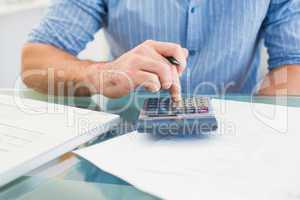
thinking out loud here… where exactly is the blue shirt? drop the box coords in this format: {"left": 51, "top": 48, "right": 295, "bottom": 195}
{"left": 28, "top": 0, "right": 300, "bottom": 95}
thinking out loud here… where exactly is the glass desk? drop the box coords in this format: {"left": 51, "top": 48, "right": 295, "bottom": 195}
{"left": 1, "top": 90, "right": 300, "bottom": 200}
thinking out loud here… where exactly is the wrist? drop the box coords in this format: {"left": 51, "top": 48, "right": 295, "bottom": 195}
{"left": 80, "top": 61, "right": 108, "bottom": 96}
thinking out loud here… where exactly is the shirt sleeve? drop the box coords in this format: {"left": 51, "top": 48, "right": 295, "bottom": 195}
{"left": 28, "top": 0, "right": 107, "bottom": 56}
{"left": 262, "top": 0, "right": 300, "bottom": 70}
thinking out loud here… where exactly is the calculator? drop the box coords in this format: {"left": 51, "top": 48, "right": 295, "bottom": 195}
{"left": 137, "top": 96, "right": 218, "bottom": 136}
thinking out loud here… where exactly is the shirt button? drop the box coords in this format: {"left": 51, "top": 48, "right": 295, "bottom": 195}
{"left": 191, "top": 7, "right": 196, "bottom": 13}
{"left": 189, "top": 50, "right": 196, "bottom": 56}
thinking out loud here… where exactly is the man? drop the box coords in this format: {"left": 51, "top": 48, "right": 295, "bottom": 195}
{"left": 22, "top": 0, "right": 300, "bottom": 100}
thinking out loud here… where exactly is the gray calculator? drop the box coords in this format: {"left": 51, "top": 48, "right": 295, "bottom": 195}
{"left": 137, "top": 96, "right": 218, "bottom": 136}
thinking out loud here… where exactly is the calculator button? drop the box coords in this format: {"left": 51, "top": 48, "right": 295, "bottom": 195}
{"left": 147, "top": 114, "right": 159, "bottom": 117}
{"left": 161, "top": 111, "right": 174, "bottom": 117}
{"left": 146, "top": 108, "right": 157, "bottom": 113}
{"left": 173, "top": 108, "right": 185, "bottom": 115}
{"left": 147, "top": 103, "right": 157, "bottom": 107}
{"left": 185, "top": 108, "right": 196, "bottom": 114}
{"left": 158, "top": 108, "right": 169, "bottom": 114}
{"left": 145, "top": 109, "right": 157, "bottom": 114}
{"left": 147, "top": 99, "right": 159, "bottom": 106}
{"left": 198, "top": 107, "right": 209, "bottom": 113}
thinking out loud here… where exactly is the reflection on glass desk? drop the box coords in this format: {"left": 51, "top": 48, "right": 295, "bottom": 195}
{"left": 1, "top": 90, "right": 300, "bottom": 200}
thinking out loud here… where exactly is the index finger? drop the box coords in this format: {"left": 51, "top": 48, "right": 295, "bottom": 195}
{"left": 169, "top": 65, "right": 182, "bottom": 102}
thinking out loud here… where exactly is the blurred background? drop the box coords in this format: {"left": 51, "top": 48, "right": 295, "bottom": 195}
{"left": 0, "top": 0, "right": 110, "bottom": 89}
{"left": 0, "top": 0, "right": 268, "bottom": 90}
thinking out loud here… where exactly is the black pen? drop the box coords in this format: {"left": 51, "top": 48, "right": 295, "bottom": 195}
{"left": 165, "top": 56, "right": 181, "bottom": 66}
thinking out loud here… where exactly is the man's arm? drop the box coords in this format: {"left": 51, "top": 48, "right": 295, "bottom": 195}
{"left": 259, "top": 65, "right": 300, "bottom": 96}
{"left": 23, "top": 0, "right": 187, "bottom": 100}
{"left": 22, "top": 0, "right": 107, "bottom": 96}
{"left": 260, "top": 0, "right": 300, "bottom": 96}
{"left": 22, "top": 41, "right": 188, "bottom": 100}
{"left": 21, "top": 43, "right": 98, "bottom": 96}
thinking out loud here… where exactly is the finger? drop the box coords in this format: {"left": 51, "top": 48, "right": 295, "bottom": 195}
{"left": 133, "top": 55, "right": 173, "bottom": 89}
{"left": 149, "top": 48, "right": 187, "bottom": 77}
{"left": 135, "top": 71, "right": 161, "bottom": 93}
{"left": 141, "top": 47, "right": 176, "bottom": 89}
{"left": 177, "top": 48, "right": 189, "bottom": 74}
{"left": 169, "top": 66, "right": 182, "bottom": 102}
{"left": 147, "top": 48, "right": 182, "bottom": 75}
{"left": 144, "top": 40, "right": 187, "bottom": 73}
{"left": 183, "top": 48, "right": 189, "bottom": 58}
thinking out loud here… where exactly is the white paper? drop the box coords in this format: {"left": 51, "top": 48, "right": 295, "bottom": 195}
{"left": 75, "top": 99, "right": 300, "bottom": 200}
{"left": 0, "top": 95, "right": 119, "bottom": 186}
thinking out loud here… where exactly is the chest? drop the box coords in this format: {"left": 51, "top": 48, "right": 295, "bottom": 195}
{"left": 104, "top": 0, "right": 271, "bottom": 50}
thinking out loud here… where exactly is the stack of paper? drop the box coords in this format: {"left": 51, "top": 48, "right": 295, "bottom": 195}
{"left": 75, "top": 99, "right": 300, "bottom": 200}
{"left": 0, "top": 94, "right": 119, "bottom": 187}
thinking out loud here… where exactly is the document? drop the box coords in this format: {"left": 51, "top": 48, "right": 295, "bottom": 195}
{"left": 0, "top": 95, "right": 119, "bottom": 187}
{"left": 75, "top": 99, "right": 300, "bottom": 200}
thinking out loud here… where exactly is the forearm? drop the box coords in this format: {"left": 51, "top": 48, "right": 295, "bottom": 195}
{"left": 21, "top": 43, "right": 104, "bottom": 96}
{"left": 21, "top": 40, "right": 188, "bottom": 100}
{"left": 258, "top": 65, "right": 300, "bottom": 96}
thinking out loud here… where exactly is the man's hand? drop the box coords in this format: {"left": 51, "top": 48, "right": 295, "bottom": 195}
{"left": 258, "top": 65, "right": 300, "bottom": 96}
{"left": 21, "top": 41, "right": 188, "bottom": 98}
{"left": 84, "top": 40, "right": 188, "bottom": 100}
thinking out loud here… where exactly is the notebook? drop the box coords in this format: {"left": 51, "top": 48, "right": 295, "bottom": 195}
{"left": 0, "top": 94, "right": 119, "bottom": 187}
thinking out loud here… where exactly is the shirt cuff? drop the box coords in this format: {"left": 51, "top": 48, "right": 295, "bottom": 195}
{"left": 268, "top": 56, "right": 300, "bottom": 71}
